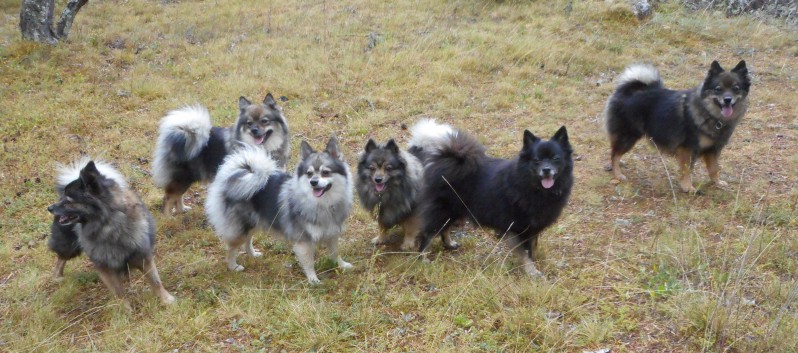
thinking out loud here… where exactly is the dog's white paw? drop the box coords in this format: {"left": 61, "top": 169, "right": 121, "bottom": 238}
{"left": 229, "top": 264, "right": 245, "bottom": 272}
{"left": 250, "top": 250, "right": 263, "bottom": 258}
{"left": 716, "top": 180, "right": 728, "bottom": 187}
{"left": 371, "top": 236, "right": 388, "bottom": 246}
{"left": 180, "top": 205, "right": 192, "bottom": 212}
{"left": 338, "top": 260, "right": 353, "bottom": 270}
{"left": 307, "top": 275, "right": 321, "bottom": 285}
{"left": 162, "top": 294, "right": 176, "bottom": 305}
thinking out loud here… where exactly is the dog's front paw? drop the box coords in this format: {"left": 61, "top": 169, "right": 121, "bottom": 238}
{"left": 371, "top": 236, "right": 390, "bottom": 246}
{"left": 400, "top": 240, "right": 417, "bottom": 252}
{"left": 307, "top": 275, "right": 321, "bottom": 285}
{"left": 443, "top": 241, "right": 460, "bottom": 250}
{"left": 229, "top": 264, "right": 245, "bottom": 272}
{"left": 715, "top": 180, "right": 729, "bottom": 188}
{"left": 162, "top": 294, "right": 176, "bottom": 305}
{"left": 249, "top": 249, "right": 263, "bottom": 257}
{"left": 180, "top": 205, "right": 192, "bottom": 212}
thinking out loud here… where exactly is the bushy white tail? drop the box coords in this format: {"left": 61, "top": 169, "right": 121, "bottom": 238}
{"left": 56, "top": 157, "right": 127, "bottom": 193}
{"left": 152, "top": 105, "right": 213, "bottom": 187}
{"left": 408, "top": 118, "right": 456, "bottom": 153}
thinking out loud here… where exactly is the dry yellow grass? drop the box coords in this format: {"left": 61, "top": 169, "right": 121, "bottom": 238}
{"left": 1, "top": 0, "right": 798, "bottom": 351}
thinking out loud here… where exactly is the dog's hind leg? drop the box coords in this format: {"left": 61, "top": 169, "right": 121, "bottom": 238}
{"left": 96, "top": 267, "right": 131, "bottom": 310}
{"left": 293, "top": 241, "right": 320, "bottom": 284}
{"left": 244, "top": 235, "right": 262, "bottom": 258}
{"left": 162, "top": 182, "right": 191, "bottom": 216}
{"left": 225, "top": 236, "right": 247, "bottom": 272}
{"left": 326, "top": 237, "right": 353, "bottom": 271}
{"left": 53, "top": 257, "right": 67, "bottom": 281}
{"left": 677, "top": 147, "right": 697, "bottom": 193}
{"left": 399, "top": 215, "right": 421, "bottom": 251}
{"left": 703, "top": 152, "right": 727, "bottom": 187}
{"left": 142, "top": 257, "right": 175, "bottom": 304}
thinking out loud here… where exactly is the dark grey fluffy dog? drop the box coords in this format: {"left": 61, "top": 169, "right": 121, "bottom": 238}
{"left": 47, "top": 158, "right": 174, "bottom": 306}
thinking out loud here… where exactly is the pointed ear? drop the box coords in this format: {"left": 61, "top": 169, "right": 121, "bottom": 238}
{"left": 551, "top": 126, "right": 571, "bottom": 150}
{"left": 523, "top": 130, "right": 540, "bottom": 150}
{"left": 708, "top": 61, "right": 724, "bottom": 77}
{"left": 364, "top": 139, "right": 377, "bottom": 153}
{"left": 239, "top": 96, "right": 252, "bottom": 110}
{"left": 385, "top": 139, "right": 400, "bottom": 154}
{"left": 325, "top": 136, "right": 342, "bottom": 160}
{"left": 263, "top": 93, "right": 279, "bottom": 110}
{"left": 300, "top": 140, "right": 314, "bottom": 160}
{"left": 731, "top": 60, "right": 748, "bottom": 76}
{"left": 79, "top": 161, "right": 103, "bottom": 195}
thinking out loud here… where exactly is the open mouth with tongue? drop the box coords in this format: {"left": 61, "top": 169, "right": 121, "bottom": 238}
{"left": 720, "top": 105, "right": 734, "bottom": 119}
{"left": 57, "top": 214, "right": 79, "bottom": 225}
{"left": 374, "top": 182, "right": 386, "bottom": 193}
{"left": 253, "top": 130, "right": 272, "bottom": 145}
{"left": 541, "top": 176, "right": 555, "bottom": 189}
{"left": 312, "top": 184, "right": 332, "bottom": 197}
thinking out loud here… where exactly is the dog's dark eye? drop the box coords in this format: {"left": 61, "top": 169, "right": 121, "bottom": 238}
{"left": 306, "top": 171, "right": 314, "bottom": 177}
{"left": 733, "top": 85, "right": 740, "bottom": 93}
{"left": 552, "top": 156, "right": 560, "bottom": 161}
{"left": 261, "top": 119, "right": 269, "bottom": 124}
{"left": 368, "top": 165, "right": 376, "bottom": 171}
{"left": 385, "top": 165, "right": 393, "bottom": 171}
{"left": 321, "top": 170, "right": 331, "bottom": 177}
{"left": 713, "top": 86, "right": 722, "bottom": 94}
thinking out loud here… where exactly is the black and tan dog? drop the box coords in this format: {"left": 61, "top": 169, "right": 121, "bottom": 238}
{"left": 604, "top": 61, "right": 750, "bottom": 193}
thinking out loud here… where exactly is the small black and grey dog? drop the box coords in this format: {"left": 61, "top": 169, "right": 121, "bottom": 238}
{"left": 47, "top": 158, "right": 175, "bottom": 306}
{"left": 152, "top": 94, "right": 290, "bottom": 215}
{"left": 355, "top": 138, "right": 425, "bottom": 251}
{"left": 604, "top": 61, "right": 751, "bottom": 193}
{"left": 414, "top": 120, "right": 574, "bottom": 278}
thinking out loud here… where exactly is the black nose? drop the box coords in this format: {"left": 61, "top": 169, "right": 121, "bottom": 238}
{"left": 251, "top": 128, "right": 260, "bottom": 134}
{"left": 542, "top": 167, "right": 552, "bottom": 175}
{"left": 374, "top": 176, "right": 383, "bottom": 183}
{"left": 47, "top": 205, "right": 54, "bottom": 213}
{"left": 310, "top": 179, "right": 318, "bottom": 187}
{"left": 723, "top": 96, "right": 732, "bottom": 105}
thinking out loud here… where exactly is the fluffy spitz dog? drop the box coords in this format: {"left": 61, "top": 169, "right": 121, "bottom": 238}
{"left": 205, "top": 137, "right": 354, "bottom": 284}
{"left": 604, "top": 61, "right": 750, "bottom": 193}
{"left": 47, "top": 157, "right": 175, "bottom": 305}
{"left": 355, "top": 139, "right": 424, "bottom": 251}
{"left": 415, "top": 121, "right": 574, "bottom": 277}
{"left": 152, "top": 94, "right": 290, "bottom": 215}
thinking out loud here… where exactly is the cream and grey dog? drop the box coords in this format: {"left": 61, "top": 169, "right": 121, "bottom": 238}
{"left": 205, "top": 138, "right": 353, "bottom": 284}
{"left": 152, "top": 94, "right": 290, "bottom": 215}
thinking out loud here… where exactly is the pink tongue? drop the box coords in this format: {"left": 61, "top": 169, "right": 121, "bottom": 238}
{"left": 255, "top": 135, "right": 265, "bottom": 145}
{"left": 59, "top": 216, "right": 70, "bottom": 223}
{"left": 375, "top": 183, "right": 385, "bottom": 192}
{"left": 313, "top": 188, "right": 325, "bottom": 197}
{"left": 721, "top": 106, "right": 733, "bottom": 118}
{"left": 541, "top": 177, "right": 555, "bottom": 189}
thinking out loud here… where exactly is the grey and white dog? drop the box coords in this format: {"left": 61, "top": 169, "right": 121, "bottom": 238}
{"left": 205, "top": 137, "right": 354, "bottom": 284}
{"left": 152, "top": 94, "right": 290, "bottom": 215}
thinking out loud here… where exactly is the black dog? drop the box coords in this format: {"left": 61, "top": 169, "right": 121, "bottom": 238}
{"left": 415, "top": 121, "right": 573, "bottom": 277}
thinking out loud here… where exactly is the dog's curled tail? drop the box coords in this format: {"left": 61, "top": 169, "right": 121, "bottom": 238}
{"left": 209, "top": 146, "right": 278, "bottom": 202}
{"left": 408, "top": 118, "right": 456, "bottom": 162}
{"left": 427, "top": 130, "right": 486, "bottom": 179}
{"left": 152, "top": 105, "right": 213, "bottom": 187}
{"left": 614, "top": 64, "right": 663, "bottom": 97}
{"left": 55, "top": 157, "right": 128, "bottom": 195}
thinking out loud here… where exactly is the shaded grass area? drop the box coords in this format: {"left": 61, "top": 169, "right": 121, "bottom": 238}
{"left": 1, "top": 0, "right": 797, "bottom": 351}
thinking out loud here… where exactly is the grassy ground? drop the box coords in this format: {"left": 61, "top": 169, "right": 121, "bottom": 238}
{"left": 1, "top": 0, "right": 797, "bottom": 351}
